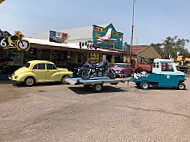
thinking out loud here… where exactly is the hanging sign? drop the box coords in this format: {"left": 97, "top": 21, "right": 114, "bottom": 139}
{"left": 0, "top": 30, "right": 30, "bottom": 51}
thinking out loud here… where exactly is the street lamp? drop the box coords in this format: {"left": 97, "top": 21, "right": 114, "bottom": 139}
{"left": 130, "top": 0, "right": 136, "bottom": 65}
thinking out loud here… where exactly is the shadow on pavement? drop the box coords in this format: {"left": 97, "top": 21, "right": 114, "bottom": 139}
{"left": 14, "top": 82, "right": 63, "bottom": 88}
{"left": 68, "top": 85, "right": 127, "bottom": 95}
{"left": 0, "top": 80, "right": 12, "bottom": 84}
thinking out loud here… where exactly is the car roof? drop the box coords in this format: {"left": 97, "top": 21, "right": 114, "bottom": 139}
{"left": 27, "top": 60, "right": 53, "bottom": 64}
{"left": 154, "top": 59, "right": 174, "bottom": 63}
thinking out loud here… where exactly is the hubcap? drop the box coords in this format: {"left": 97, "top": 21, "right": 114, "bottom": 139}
{"left": 179, "top": 85, "right": 184, "bottom": 89}
{"left": 96, "top": 85, "right": 101, "bottom": 91}
{"left": 27, "top": 78, "right": 33, "bottom": 85}
{"left": 143, "top": 83, "right": 148, "bottom": 89}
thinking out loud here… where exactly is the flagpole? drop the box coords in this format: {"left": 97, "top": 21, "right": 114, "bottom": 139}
{"left": 130, "top": 0, "right": 136, "bottom": 66}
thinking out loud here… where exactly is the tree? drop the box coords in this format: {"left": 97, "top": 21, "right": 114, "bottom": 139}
{"left": 151, "top": 36, "right": 189, "bottom": 60}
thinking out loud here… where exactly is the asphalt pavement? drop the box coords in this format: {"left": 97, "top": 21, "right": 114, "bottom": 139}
{"left": 0, "top": 79, "right": 190, "bottom": 142}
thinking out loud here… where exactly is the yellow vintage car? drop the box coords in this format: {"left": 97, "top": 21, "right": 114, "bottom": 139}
{"left": 9, "top": 60, "right": 73, "bottom": 86}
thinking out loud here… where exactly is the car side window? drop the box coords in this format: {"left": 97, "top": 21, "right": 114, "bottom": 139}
{"left": 161, "top": 63, "right": 174, "bottom": 72}
{"left": 154, "top": 62, "right": 159, "bottom": 68}
{"left": 47, "top": 64, "right": 57, "bottom": 70}
{"left": 33, "top": 64, "right": 38, "bottom": 69}
{"left": 38, "top": 64, "right": 45, "bottom": 69}
{"left": 33, "top": 63, "right": 45, "bottom": 70}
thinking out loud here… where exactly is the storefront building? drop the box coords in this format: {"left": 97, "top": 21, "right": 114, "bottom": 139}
{"left": 0, "top": 24, "right": 128, "bottom": 74}
{"left": 33, "top": 23, "right": 128, "bottom": 64}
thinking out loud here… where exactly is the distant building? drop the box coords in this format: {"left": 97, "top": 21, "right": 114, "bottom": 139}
{"left": 126, "top": 45, "right": 162, "bottom": 66}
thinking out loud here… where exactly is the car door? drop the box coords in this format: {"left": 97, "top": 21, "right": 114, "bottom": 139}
{"left": 46, "top": 63, "right": 60, "bottom": 82}
{"left": 159, "top": 62, "right": 178, "bottom": 87}
{"left": 32, "top": 63, "right": 46, "bottom": 82}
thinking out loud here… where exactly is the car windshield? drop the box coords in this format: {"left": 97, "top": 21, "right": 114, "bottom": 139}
{"left": 24, "top": 63, "right": 30, "bottom": 68}
{"left": 113, "top": 64, "right": 128, "bottom": 68}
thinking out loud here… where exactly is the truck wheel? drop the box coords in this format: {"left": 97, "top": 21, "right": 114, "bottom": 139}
{"left": 24, "top": 77, "right": 35, "bottom": 86}
{"left": 178, "top": 82, "right": 186, "bottom": 90}
{"left": 140, "top": 81, "right": 149, "bottom": 89}
{"left": 93, "top": 84, "right": 103, "bottom": 92}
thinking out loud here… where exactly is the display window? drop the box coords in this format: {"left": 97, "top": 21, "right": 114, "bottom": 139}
{"left": 0, "top": 49, "right": 22, "bottom": 65}
{"left": 24, "top": 48, "right": 37, "bottom": 64}
{"left": 52, "top": 50, "right": 67, "bottom": 67}
{"left": 37, "top": 49, "right": 50, "bottom": 61}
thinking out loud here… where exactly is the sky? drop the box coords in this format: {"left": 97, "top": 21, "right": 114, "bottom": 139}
{"left": 0, "top": 0, "right": 190, "bottom": 49}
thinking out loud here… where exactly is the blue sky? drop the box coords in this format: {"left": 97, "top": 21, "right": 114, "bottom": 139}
{"left": 0, "top": 0, "right": 190, "bottom": 49}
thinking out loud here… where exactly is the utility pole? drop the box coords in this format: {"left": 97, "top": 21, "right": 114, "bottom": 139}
{"left": 130, "top": 0, "right": 136, "bottom": 65}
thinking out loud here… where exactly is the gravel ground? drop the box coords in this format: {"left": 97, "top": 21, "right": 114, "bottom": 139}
{"left": 0, "top": 79, "right": 190, "bottom": 142}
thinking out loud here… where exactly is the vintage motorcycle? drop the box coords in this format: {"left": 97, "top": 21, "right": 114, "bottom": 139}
{"left": 80, "top": 62, "right": 116, "bottom": 80}
{"left": 0, "top": 31, "right": 30, "bottom": 51}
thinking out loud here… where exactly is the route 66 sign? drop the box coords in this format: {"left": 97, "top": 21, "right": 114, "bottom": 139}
{"left": 0, "top": 30, "right": 30, "bottom": 51}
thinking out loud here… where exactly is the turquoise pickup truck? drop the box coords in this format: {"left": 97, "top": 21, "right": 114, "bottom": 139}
{"left": 132, "top": 59, "right": 186, "bottom": 90}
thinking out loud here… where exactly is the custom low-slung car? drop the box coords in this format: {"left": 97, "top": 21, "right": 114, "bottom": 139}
{"left": 9, "top": 60, "right": 73, "bottom": 86}
{"left": 111, "top": 63, "right": 133, "bottom": 77}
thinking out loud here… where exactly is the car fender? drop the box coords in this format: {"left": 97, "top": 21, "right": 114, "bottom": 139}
{"left": 59, "top": 71, "right": 73, "bottom": 80}
{"left": 16, "top": 72, "right": 37, "bottom": 82}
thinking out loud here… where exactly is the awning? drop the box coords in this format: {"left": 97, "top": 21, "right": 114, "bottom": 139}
{"left": 24, "top": 38, "right": 120, "bottom": 54}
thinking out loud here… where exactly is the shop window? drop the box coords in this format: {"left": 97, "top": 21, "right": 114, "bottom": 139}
{"left": 24, "top": 48, "right": 37, "bottom": 64}
{"left": 38, "top": 49, "right": 50, "bottom": 61}
{"left": 7, "top": 49, "right": 21, "bottom": 65}
{"left": 52, "top": 50, "right": 67, "bottom": 67}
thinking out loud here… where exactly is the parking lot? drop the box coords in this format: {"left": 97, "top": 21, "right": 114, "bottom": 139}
{"left": 0, "top": 79, "right": 190, "bottom": 142}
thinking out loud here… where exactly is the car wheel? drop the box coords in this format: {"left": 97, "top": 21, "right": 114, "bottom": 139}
{"left": 61, "top": 76, "right": 67, "bottom": 84}
{"left": 178, "top": 82, "right": 186, "bottom": 90}
{"left": 140, "top": 81, "right": 149, "bottom": 89}
{"left": 24, "top": 77, "right": 35, "bottom": 86}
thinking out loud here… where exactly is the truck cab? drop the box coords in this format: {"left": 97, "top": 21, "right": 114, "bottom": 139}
{"left": 133, "top": 59, "right": 186, "bottom": 90}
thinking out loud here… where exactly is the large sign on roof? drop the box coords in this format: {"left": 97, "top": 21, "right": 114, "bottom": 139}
{"left": 93, "top": 24, "right": 123, "bottom": 50}
{"left": 0, "top": 30, "right": 30, "bottom": 51}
